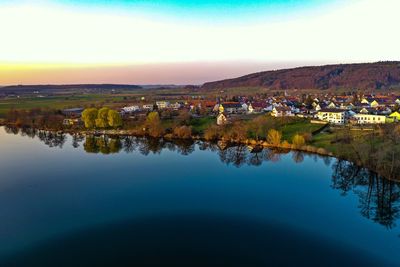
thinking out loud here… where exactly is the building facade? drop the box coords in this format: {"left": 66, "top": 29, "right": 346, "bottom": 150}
{"left": 317, "top": 109, "right": 347, "bottom": 124}
{"left": 353, "top": 114, "right": 386, "bottom": 124}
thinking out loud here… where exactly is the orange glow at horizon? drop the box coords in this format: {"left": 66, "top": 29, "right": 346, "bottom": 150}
{"left": 0, "top": 61, "right": 325, "bottom": 85}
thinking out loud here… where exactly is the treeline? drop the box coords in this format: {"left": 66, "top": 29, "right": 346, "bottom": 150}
{"left": 4, "top": 107, "right": 124, "bottom": 131}
{"left": 5, "top": 108, "right": 64, "bottom": 129}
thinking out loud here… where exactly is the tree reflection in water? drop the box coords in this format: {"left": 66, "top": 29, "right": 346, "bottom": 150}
{"left": 6, "top": 126, "right": 400, "bottom": 230}
{"left": 83, "top": 136, "right": 122, "bottom": 154}
{"left": 332, "top": 160, "right": 400, "bottom": 229}
{"left": 72, "top": 134, "right": 85, "bottom": 148}
{"left": 6, "top": 126, "right": 67, "bottom": 148}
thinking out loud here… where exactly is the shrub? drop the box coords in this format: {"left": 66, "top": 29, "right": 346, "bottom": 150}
{"left": 173, "top": 126, "right": 192, "bottom": 139}
{"left": 267, "top": 129, "right": 282, "bottom": 146}
{"left": 204, "top": 125, "right": 222, "bottom": 141}
{"left": 292, "top": 134, "right": 306, "bottom": 148}
{"left": 224, "top": 122, "right": 247, "bottom": 142}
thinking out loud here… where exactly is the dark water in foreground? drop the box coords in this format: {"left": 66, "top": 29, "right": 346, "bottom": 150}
{"left": 0, "top": 126, "right": 400, "bottom": 266}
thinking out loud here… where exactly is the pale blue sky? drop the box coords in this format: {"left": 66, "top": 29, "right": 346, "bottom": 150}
{"left": 52, "top": 0, "right": 337, "bottom": 22}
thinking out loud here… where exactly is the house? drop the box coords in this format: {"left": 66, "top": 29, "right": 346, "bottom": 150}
{"left": 62, "top": 108, "right": 84, "bottom": 117}
{"left": 264, "top": 105, "right": 274, "bottom": 112}
{"left": 370, "top": 100, "right": 380, "bottom": 108}
{"left": 271, "top": 106, "right": 292, "bottom": 117}
{"left": 221, "top": 102, "right": 243, "bottom": 113}
{"left": 327, "top": 102, "right": 337, "bottom": 109}
{"left": 250, "top": 102, "right": 267, "bottom": 113}
{"left": 121, "top": 105, "right": 140, "bottom": 113}
{"left": 353, "top": 114, "right": 386, "bottom": 124}
{"left": 389, "top": 111, "right": 400, "bottom": 121}
{"left": 155, "top": 101, "right": 170, "bottom": 109}
{"left": 361, "top": 98, "right": 370, "bottom": 105}
{"left": 317, "top": 109, "right": 347, "bottom": 124}
{"left": 170, "top": 102, "right": 182, "bottom": 110}
{"left": 311, "top": 102, "right": 318, "bottom": 108}
{"left": 142, "top": 104, "right": 153, "bottom": 110}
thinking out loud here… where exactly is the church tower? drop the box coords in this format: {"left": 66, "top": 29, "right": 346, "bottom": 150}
{"left": 217, "top": 104, "right": 227, "bottom": 125}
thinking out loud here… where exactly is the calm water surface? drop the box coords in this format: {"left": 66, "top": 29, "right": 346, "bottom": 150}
{"left": 0, "top": 126, "right": 399, "bottom": 266}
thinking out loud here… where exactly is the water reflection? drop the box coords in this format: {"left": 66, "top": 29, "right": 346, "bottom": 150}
{"left": 4, "top": 125, "right": 400, "bottom": 229}
{"left": 5, "top": 126, "right": 67, "bottom": 148}
{"left": 332, "top": 160, "right": 400, "bottom": 229}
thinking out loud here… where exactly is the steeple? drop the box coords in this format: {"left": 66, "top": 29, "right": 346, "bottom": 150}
{"left": 216, "top": 104, "right": 227, "bottom": 125}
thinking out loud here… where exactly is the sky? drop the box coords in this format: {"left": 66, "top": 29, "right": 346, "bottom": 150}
{"left": 0, "top": 0, "right": 399, "bottom": 85}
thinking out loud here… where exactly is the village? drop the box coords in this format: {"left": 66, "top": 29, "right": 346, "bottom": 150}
{"left": 109, "top": 92, "right": 400, "bottom": 126}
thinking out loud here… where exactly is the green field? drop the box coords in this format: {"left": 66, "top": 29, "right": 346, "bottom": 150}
{"left": 311, "top": 128, "right": 381, "bottom": 154}
{"left": 189, "top": 116, "right": 215, "bottom": 134}
{"left": 0, "top": 94, "right": 128, "bottom": 117}
{"left": 280, "top": 120, "right": 324, "bottom": 141}
{"left": 311, "top": 131, "right": 337, "bottom": 152}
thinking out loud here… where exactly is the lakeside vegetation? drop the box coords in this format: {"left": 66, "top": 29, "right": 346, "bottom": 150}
{"left": 3, "top": 105, "right": 400, "bottom": 181}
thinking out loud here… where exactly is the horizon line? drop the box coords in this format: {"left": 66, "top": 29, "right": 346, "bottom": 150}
{"left": 1, "top": 60, "right": 399, "bottom": 87}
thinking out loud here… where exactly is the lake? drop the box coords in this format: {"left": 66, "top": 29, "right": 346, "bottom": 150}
{"left": 0, "top": 126, "right": 399, "bottom": 266}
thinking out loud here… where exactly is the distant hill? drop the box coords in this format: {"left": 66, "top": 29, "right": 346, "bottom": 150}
{"left": 0, "top": 84, "right": 142, "bottom": 93}
{"left": 201, "top": 62, "right": 400, "bottom": 91}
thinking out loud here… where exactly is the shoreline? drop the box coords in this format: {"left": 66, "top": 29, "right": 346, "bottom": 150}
{"left": 52, "top": 127, "right": 335, "bottom": 157}
{"left": 3, "top": 123, "right": 397, "bottom": 182}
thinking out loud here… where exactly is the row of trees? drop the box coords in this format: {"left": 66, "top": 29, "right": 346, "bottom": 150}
{"left": 81, "top": 107, "right": 122, "bottom": 129}
{"left": 5, "top": 107, "right": 123, "bottom": 130}
{"left": 5, "top": 108, "right": 64, "bottom": 130}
